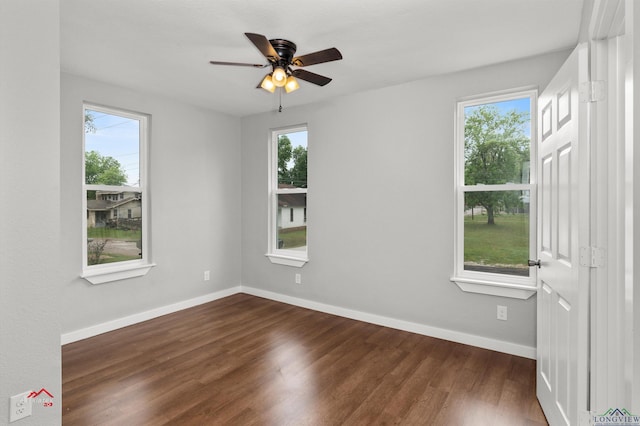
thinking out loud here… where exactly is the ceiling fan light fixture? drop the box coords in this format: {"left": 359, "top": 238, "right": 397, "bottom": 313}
{"left": 260, "top": 74, "right": 276, "bottom": 93}
{"left": 272, "top": 66, "right": 287, "bottom": 87}
{"left": 284, "top": 76, "right": 300, "bottom": 93}
{"left": 209, "top": 33, "right": 343, "bottom": 98}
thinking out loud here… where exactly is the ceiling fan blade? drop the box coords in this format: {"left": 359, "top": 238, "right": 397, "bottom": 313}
{"left": 245, "top": 32, "right": 280, "bottom": 61}
{"left": 292, "top": 48, "right": 342, "bottom": 67}
{"left": 291, "top": 69, "right": 332, "bottom": 86}
{"left": 209, "top": 61, "right": 267, "bottom": 68}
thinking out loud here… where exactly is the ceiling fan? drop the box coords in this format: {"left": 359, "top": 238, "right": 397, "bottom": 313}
{"left": 210, "top": 33, "right": 343, "bottom": 94}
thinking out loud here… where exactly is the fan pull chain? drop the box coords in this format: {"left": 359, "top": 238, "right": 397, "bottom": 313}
{"left": 278, "top": 89, "right": 283, "bottom": 113}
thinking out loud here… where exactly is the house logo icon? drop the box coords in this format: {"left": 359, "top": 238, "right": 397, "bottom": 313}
{"left": 27, "top": 388, "right": 54, "bottom": 408}
{"left": 27, "top": 388, "right": 53, "bottom": 399}
{"left": 593, "top": 408, "right": 640, "bottom": 426}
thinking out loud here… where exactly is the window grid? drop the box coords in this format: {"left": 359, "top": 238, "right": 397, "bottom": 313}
{"left": 81, "top": 103, "right": 152, "bottom": 282}
{"left": 267, "top": 125, "right": 309, "bottom": 267}
{"left": 452, "top": 89, "right": 537, "bottom": 291}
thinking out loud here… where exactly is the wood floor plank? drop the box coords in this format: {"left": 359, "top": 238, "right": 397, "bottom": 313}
{"left": 339, "top": 349, "right": 427, "bottom": 424}
{"left": 62, "top": 293, "right": 547, "bottom": 425}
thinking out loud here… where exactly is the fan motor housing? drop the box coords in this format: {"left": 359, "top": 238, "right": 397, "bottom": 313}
{"left": 269, "top": 39, "right": 297, "bottom": 65}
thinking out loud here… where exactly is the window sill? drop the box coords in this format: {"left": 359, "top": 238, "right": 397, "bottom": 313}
{"left": 265, "top": 253, "right": 308, "bottom": 268}
{"left": 82, "top": 262, "right": 156, "bottom": 285}
{"left": 450, "top": 276, "right": 536, "bottom": 299}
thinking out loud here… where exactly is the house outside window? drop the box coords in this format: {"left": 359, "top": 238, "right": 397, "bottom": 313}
{"left": 451, "top": 89, "right": 537, "bottom": 299}
{"left": 267, "top": 125, "right": 308, "bottom": 267}
{"left": 82, "top": 103, "right": 153, "bottom": 284}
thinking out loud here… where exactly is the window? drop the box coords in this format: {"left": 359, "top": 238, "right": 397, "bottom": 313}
{"left": 451, "top": 89, "right": 537, "bottom": 299}
{"left": 267, "top": 125, "right": 308, "bottom": 267}
{"left": 82, "top": 104, "right": 153, "bottom": 284}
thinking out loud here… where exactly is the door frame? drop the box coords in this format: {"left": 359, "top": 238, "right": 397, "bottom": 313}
{"left": 581, "top": 0, "right": 637, "bottom": 414}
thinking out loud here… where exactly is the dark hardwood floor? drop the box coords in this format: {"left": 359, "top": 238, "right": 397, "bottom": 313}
{"left": 62, "top": 293, "right": 548, "bottom": 425}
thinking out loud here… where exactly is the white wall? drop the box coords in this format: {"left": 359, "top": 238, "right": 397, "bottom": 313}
{"left": 0, "top": 1, "right": 62, "bottom": 424}
{"left": 60, "top": 73, "right": 242, "bottom": 334}
{"left": 241, "top": 50, "right": 571, "bottom": 351}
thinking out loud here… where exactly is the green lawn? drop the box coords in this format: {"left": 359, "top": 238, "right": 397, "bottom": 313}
{"left": 464, "top": 213, "right": 529, "bottom": 268}
{"left": 97, "top": 253, "right": 141, "bottom": 264}
{"left": 87, "top": 227, "right": 141, "bottom": 265}
{"left": 87, "top": 227, "right": 141, "bottom": 241}
{"left": 278, "top": 227, "right": 307, "bottom": 249}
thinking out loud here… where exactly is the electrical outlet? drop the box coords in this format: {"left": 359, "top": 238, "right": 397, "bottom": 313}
{"left": 497, "top": 305, "right": 508, "bottom": 321}
{"left": 295, "top": 273, "right": 301, "bottom": 284}
{"left": 9, "top": 391, "right": 32, "bottom": 422}
{"left": 204, "top": 270, "right": 210, "bottom": 281}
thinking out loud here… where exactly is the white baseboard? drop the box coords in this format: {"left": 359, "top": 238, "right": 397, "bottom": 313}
{"left": 60, "top": 286, "right": 242, "bottom": 345}
{"left": 61, "top": 284, "right": 535, "bottom": 359}
{"left": 241, "top": 286, "right": 536, "bottom": 359}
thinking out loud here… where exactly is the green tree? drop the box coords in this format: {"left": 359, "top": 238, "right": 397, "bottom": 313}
{"left": 278, "top": 134, "right": 308, "bottom": 188}
{"left": 278, "top": 135, "right": 292, "bottom": 184}
{"left": 289, "top": 145, "right": 307, "bottom": 187}
{"left": 464, "top": 105, "right": 529, "bottom": 225}
{"left": 85, "top": 150, "right": 127, "bottom": 186}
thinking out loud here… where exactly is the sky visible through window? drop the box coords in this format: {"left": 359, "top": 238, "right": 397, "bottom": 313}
{"left": 464, "top": 97, "right": 531, "bottom": 137}
{"left": 85, "top": 110, "right": 140, "bottom": 186}
{"left": 286, "top": 130, "right": 307, "bottom": 148}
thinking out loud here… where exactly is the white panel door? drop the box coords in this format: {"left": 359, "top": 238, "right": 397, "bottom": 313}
{"left": 536, "top": 44, "right": 590, "bottom": 425}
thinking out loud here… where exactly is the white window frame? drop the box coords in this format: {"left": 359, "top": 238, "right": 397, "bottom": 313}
{"left": 266, "top": 124, "right": 309, "bottom": 267}
{"left": 451, "top": 88, "right": 537, "bottom": 299}
{"left": 81, "top": 103, "right": 154, "bottom": 284}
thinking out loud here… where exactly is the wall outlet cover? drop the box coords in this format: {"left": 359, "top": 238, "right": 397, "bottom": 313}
{"left": 9, "top": 391, "right": 32, "bottom": 422}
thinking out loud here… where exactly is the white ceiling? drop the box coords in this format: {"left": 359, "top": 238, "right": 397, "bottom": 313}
{"left": 61, "top": 0, "right": 585, "bottom": 117}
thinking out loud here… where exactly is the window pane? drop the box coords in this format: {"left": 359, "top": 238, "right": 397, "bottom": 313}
{"left": 87, "top": 191, "right": 142, "bottom": 265}
{"left": 464, "top": 190, "right": 530, "bottom": 277}
{"left": 277, "top": 130, "right": 307, "bottom": 188}
{"left": 85, "top": 109, "right": 140, "bottom": 187}
{"left": 276, "top": 193, "right": 306, "bottom": 251}
{"left": 464, "top": 98, "right": 530, "bottom": 185}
